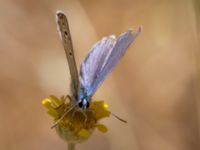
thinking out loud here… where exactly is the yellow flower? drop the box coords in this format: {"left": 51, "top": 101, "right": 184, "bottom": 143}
{"left": 42, "top": 95, "right": 111, "bottom": 144}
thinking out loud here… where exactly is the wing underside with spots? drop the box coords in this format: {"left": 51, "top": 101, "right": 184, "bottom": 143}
{"left": 56, "top": 11, "right": 79, "bottom": 99}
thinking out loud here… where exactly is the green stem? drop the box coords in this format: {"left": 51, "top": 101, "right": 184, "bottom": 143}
{"left": 68, "top": 143, "right": 76, "bottom": 150}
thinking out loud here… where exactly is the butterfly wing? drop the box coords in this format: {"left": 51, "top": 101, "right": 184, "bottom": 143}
{"left": 56, "top": 11, "right": 79, "bottom": 99}
{"left": 79, "top": 35, "right": 116, "bottom": 99}
{"left": 80, "top": 27, "right": 141, "bottom": 98}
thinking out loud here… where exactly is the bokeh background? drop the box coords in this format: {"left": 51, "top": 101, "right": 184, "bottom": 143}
{"left": 0, "top": 0, "right": 200, "bottom": 150}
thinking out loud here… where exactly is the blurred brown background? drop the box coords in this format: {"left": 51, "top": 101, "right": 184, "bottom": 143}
{"left": 0, "top": 0, "right": 200, "bottom": 150}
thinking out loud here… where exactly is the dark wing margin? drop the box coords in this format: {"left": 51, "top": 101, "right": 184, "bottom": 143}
{"left": 56, "top": 11, "right": 79, "bottom": 99}
{"left": 80, "top": 27, "right": 141, "bottom": 98}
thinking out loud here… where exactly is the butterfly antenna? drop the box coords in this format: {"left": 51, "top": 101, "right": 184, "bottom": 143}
{"left": 111, "top": 113, "right": 127, "bottom": 123}
{"left": 51, "top": 101, "right": 79, "bottom": 129}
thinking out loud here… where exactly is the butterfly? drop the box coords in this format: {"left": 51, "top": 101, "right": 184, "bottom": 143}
{"left": 55, "top": 11, "right": 141, "bottom": 124}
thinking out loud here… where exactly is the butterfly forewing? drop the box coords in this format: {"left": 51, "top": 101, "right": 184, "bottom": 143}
{"left": 80, "top": 27, "right": 141, "bottom": 98}
{"left": 56, "top": 11, "right": 79, "bottom": 100}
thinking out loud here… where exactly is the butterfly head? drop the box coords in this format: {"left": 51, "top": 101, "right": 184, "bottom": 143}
{"left": 78, "top": 98, "right": 90, "bottom": 110}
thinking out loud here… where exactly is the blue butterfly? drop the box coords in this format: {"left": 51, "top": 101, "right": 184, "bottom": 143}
{"left": 56, "top": 11, "right": 141, "bottom": 113}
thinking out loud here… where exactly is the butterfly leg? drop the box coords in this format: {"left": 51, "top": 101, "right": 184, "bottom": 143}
{"left": 82, "top": 112, "right": 88, "bottom": 125}
{"left": 87, "top": 108, "right": 95, "bottom": 117}
{"left": 54, "top": 95, "right": 71, "bottom": 110}
{"left": 51, "top": 101, "right": 77, "bottom": 129}
{"left": 51, "top": 106, "right": 73, "bottom": 129}
{"left": 72, "top": 108, "right": 88, "bottom": 124}
{"left": 66, "top": 95, "right": 73, "bottom": 103}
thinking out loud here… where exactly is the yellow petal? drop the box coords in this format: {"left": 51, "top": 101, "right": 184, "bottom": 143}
{"left": 47, "top": 109, "right": 59, "bottom": 118}
{"left": 78, "top": 129, "right": 91, "bottom": 138}
{"left": 96, "top": 124, "right": 108, "bottom": 133}
{"left": 60, "top": 96, "right": 65, "bottom": 103}
{"left": 50, "top": 95, "right": 62, "bottom": 107}
{"left": 103, "top": 103, "right": 109, "bottom": 109}
{"left": 42, "top": 98, "right": 53, "bottom": 109}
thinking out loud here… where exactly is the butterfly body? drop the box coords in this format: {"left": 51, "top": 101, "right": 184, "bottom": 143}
{"left": 56, "top": 11, "right": 141, "bottom": 113}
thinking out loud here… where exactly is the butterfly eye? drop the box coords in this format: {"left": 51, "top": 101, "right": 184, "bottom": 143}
{"left": 78, "top": 101, "right": 83, "bottom": 108}
{"left": 86, "top": 101, "right": 90, "bottom": 108}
